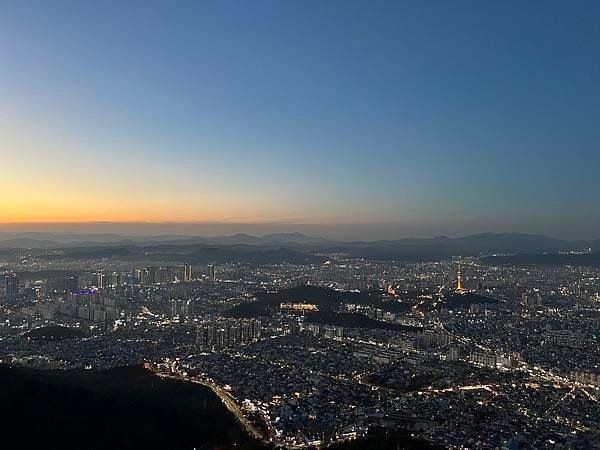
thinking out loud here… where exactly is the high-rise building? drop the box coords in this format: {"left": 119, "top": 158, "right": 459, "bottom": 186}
{"left": 154, "top": 267, "right": 169, "bottom": 284}
{"left": 179, "top": 264, "right": 192, "bottom": 282}
{"left": 171, "top": 298, "right": 183, "bottom": 318}
{"left": 109, "top": 272, "right": 121, "bottom": 287}
{"left": 197, "top": 318, "right": 262, "bottom": 349}
{"left": 207, "top": 265, "right": 216, "bottom": 282}
{"left": 522, "top": 290, "right": 542, "bottom": 307}
{"left": 5, "top": 273, "right": 19, "bottom": 299}
{"left": 133, "top": 268, "right": 144, "bottom": 284}
{"left": 96, "top": 273, "right": 108, "bottom": 289}
{"left": 447, "top": 346, "right": 461, "bottom": 362}
{"left": 143, "top": 267, "right": 154, "bottom": 284}
{"left": 185, "top": 299, "right": 195, "bottom": 320}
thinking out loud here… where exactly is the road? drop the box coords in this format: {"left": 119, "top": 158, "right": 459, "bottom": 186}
{"left": 148, "top": 366, "right": 265, "bottom": 441}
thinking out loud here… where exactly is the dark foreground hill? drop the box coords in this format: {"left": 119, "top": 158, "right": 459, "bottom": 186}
{"left": 0, "top": 364, "right": 267, "bottom": 450}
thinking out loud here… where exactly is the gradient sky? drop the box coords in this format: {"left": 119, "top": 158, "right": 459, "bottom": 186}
{"left": 1, "top": 1, "right": 599, "bottom": 239}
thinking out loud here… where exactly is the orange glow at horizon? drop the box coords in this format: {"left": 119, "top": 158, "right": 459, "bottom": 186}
{"left": 0, "top": 202, "right": 293, "bottom": 224}
{"left": 0, "top": 188, "right": 276, "bottom": 223}
{"left": 0, "top": 191, "right": 326, "bottom": 224}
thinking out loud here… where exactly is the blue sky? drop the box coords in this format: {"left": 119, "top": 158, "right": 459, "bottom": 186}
{"left": 1, "top": 1, "right": 599, "bottom": 238}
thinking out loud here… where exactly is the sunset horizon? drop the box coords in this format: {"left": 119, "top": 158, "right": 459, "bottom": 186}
{"left": 2, "top": 3, "right": 600, "bottom": 449}
{"left": 3, "top": 1, "right": 599, "bottom": 240}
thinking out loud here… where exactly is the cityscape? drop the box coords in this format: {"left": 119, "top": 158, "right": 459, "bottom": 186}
{"left": 2, "top": 1, "right": 600, "bottom": 449}
{"left": 1, "top": 232, "right": 599, "bottom": 449}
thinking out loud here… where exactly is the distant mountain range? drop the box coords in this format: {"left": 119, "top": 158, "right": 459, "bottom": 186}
{"left": 318, "top": 233, "right": 599, "bottom": 261}
{"left": 0, "top": 231, "right": 597, "bottom": 251}
{"left": 0, "top": 231, "right": 329, "bottom": 249}
{"left": 0, "top": 232, "right": 598, "bottom": 265}
{"left": 32, "top": 243, "right": 325, "bottom": 266}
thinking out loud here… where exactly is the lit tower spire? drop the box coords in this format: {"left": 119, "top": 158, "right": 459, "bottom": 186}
{"left": 455, "top": 265, "right": 464, "bottom": 293}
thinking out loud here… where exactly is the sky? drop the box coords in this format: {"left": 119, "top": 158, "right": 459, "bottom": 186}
{"left": 1, "top": 1, "right": 599, "bottom": 240}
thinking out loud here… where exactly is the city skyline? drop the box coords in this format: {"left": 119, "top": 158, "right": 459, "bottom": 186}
{"left": 2, "top": 1, "right": 600, "bottom": 238}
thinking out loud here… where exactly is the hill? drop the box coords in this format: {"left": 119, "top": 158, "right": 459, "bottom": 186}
{"left": 255, "top": 285, "right": 381, "bottom": 309}
{"left": 23, "top": 325, "right": 85, "bottom": 341}
{"left": 321, "top": 233, "right": 597, "bottom": 261}
{"left": 38, "top": 246, "right": 134, "bottom": 259}
{"left": 36, "top": 245, "right": 324, "bottom": 265}
{"left": 222, "top": 286, "right": 419, "bottom": 331}
{"left": 305, "top": 310, "right": 420, "bottom": 332}
{"left": 0, "top": 364, "right": 268, "bottom": 450}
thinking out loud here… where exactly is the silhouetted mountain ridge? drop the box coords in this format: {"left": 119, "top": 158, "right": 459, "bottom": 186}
{"left": 1, "top": 233, "right": 598, "bottom": 263}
